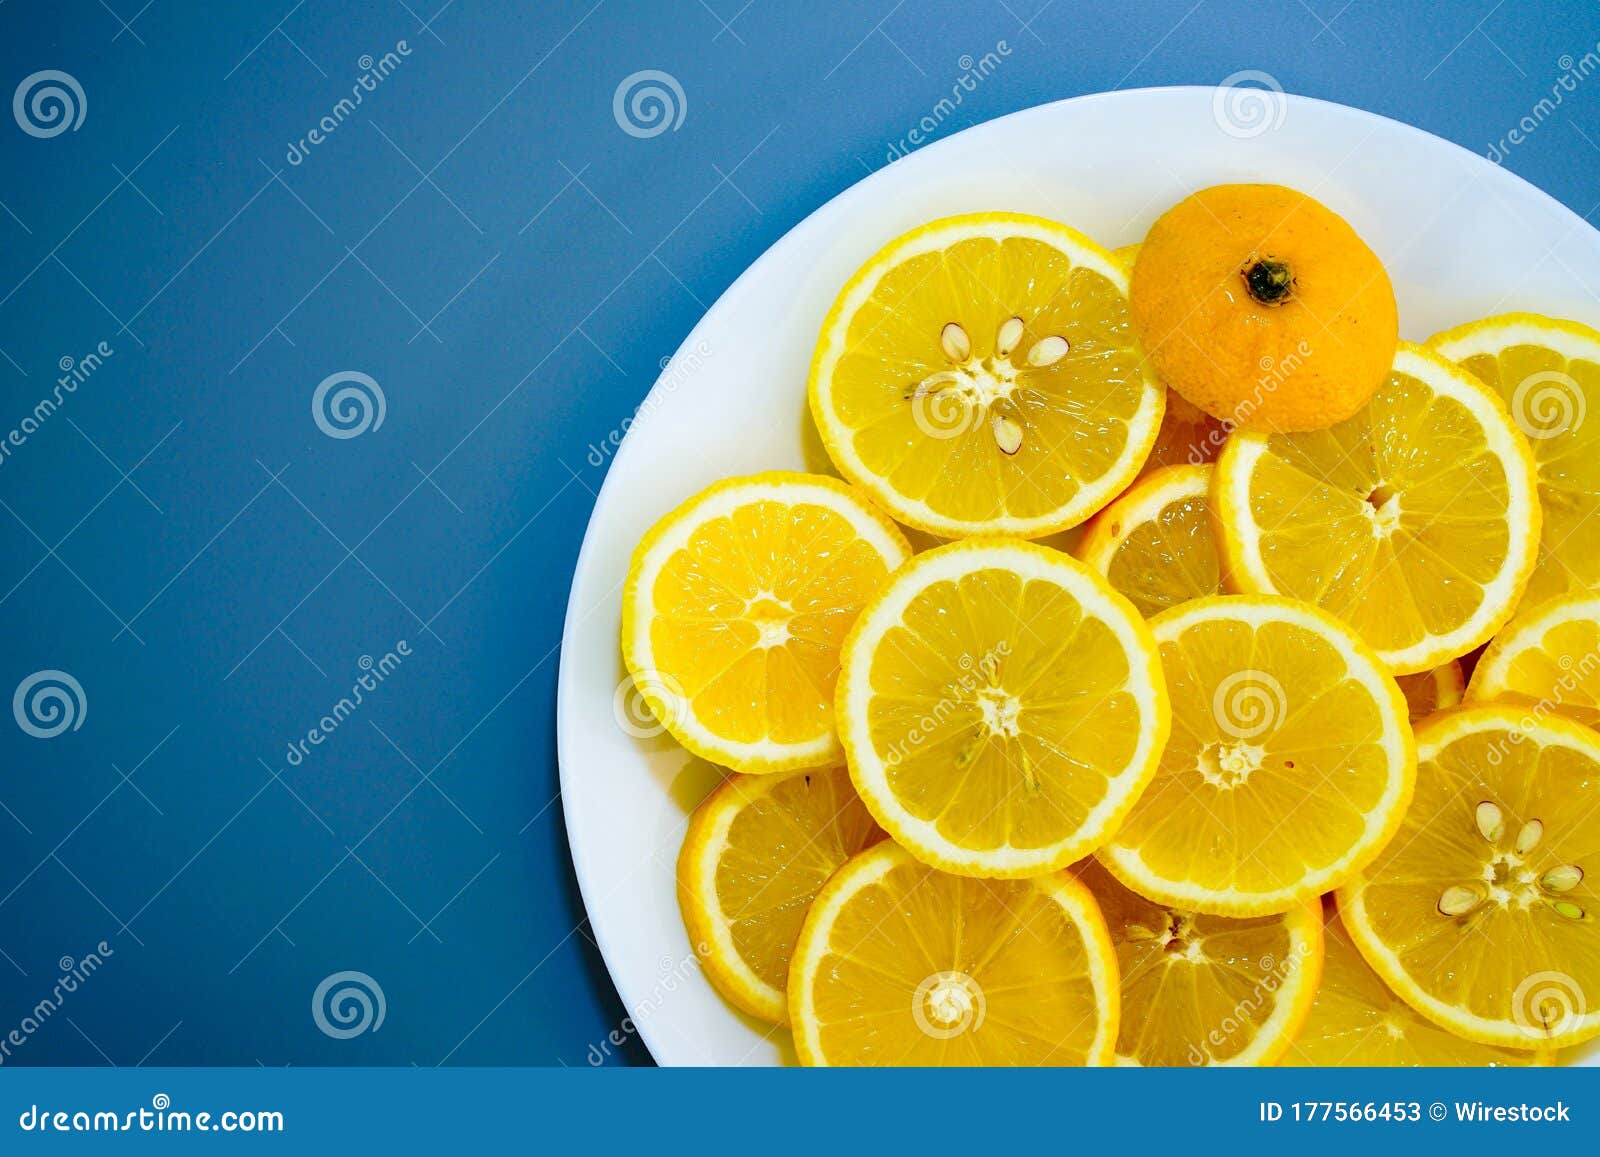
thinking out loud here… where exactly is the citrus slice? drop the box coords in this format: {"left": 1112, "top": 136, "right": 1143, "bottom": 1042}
{"left": 808, "top": 213, "right": 1165, "bottom": 538}
{"left": 1076, "top": 464, "right": 1218, "bottom": 619}
{"left": 622, "top": 472, "right": 911, "bottom": 774}
{"left": 788, "top": 840, "right": 1119, "bottom": 1065}
{"left": 1214, "top": 343, "right": 1541, "bottom": 674}
{"left": 1283, "top": 903, "right": 1548, "bottom": 1066}
{"left": 1141, "top": 391, "right": 1228, "bottom": 476}
{"left": 837, "top": 538, "right": 1169, "bottom": 877}
{"left": 1428, "top": 313, "right": 1600, "bottom": 605}
{"left": 1076, "top": 858, "right": 1322, "bottom": 1066}
{"left": 1468, "top": 594, "right": 1600, "bottom": 730}
{"left": 1100, "top": 594, "right": 1415, "bottom": 916}
{"left": 1338, "top": 705, "right": 1600, "bottom": 1050}
{"left": 677, "top": 766, "right": 882, "bottom": 1023}
{"left": 1396, "top": 660, "right": 1464, "bottom": 721}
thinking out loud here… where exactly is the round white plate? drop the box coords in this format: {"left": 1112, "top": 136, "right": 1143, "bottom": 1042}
{"left": 557, "top": 86, "right": 1600, "bottom": 1067}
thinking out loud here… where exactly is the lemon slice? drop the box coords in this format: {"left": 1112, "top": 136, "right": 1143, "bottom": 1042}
{"left": 837, "top": 538, "right": 1168, "bottom": 877}
{"left": 1100, "top": 594, "right": 1414, "bottom": 916}
{"left": 1076, "top": 859, "right": 1322, "bottom": 1066}
{"left": 677, "top": 766, "right": 882, "bottom": 1023}
{"left": 1076, "top": 464, "right": 1218, "bottom": 619}
{"left": 809, "top": 213, "right": 1165, "bottom": 538}
{"left": 1468, "top": 594, "right": 1600, "bottom": 729}
{"left": 1338, "top": 705, "right": 1600, "bottom": 1050}
{"left": 788, "top": 841, "right": 1119, "bottom": 1065}
{"left": 1396, "top": 660, "right": 1464, "bottom": 721}
{"left": 1141, "top": 392, "right": 1228, "bottom": 476}
{"left": 623, "top": 472, "right": 910, "bottom": 774}
{"left": 1214, "top": 343, "right": 1541, "bottom": 674}
{"left": 1283, "top": 904, "right": 1548, "bottom": 1066}
{"left": 1429, "top": 313, "right": 1600, "bottom": 605}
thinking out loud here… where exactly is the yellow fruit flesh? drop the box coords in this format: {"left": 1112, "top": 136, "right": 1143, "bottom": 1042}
{"left": 1091, "top": 469, "right": 1219, "bottom": 619}
{"left": 817, "top": 219, "right": 1159, "bottom": 535}
{"left": 1284, "top": 909, "right": 1543, "bottom": 1066}
{"left": 793, "top": 844, "right": 1116, "bottom": 1065}
{"left": 1447, "top": 342, "right": 1600, "bottom": 605}
{"left": 1079, "top": 859, "right": 1319, "bottom": 1066}
{"left": 1470, "top": 597, "right": 1600, "bottom": 730}
{"left": 651, "top": 499, "right": 896, "bottom": 746}
{"left": 1395, "top": 661, "right": 1463, "bottom": 720}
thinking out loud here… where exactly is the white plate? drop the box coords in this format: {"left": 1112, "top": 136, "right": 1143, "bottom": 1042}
{"left": 557, "top": 86, "right": 1600, "bottom": 1067}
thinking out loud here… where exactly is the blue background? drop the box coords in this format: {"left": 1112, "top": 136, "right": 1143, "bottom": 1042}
{"left": 0, "top": 0, "right": 1596, "bottom": 1067}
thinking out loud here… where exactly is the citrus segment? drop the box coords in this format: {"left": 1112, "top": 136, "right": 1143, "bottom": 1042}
{"left": 788, "top": 841, "right": 1119, "bottom": 1065}
{"left": 1077, "top": 858, "right": 1322, "bottom": 1066}
{"left": 837, "top": 538, "right": 1169, "bottom": 877}
{"left": 623, "top": 472, "right": 911, "bottom": 774}
{"left": 677, "top": 766, "right": 882, "bottom": 1023}
{"left": 1214, "top": 343, "right": 1541, "bottom": 674}
{"left": 1468, "top": 594, "right": 1600, "bottom": 729}
{"left": 1338, "top": 706, "right": 1600, "bottom": 1049}
{"left": 809, "top": 213, "right": 1164, "bottom": 538}
{"left": 1101, "top": 595, "right": 1414, "bottom": 916}
{"left": 1396, "top": 660, "right": 1464, "bottom": 721}
{"left": 1429, "top": 313, "right": 1600, "bottom": 605}
{"left": 1077, "top": 464, "right": 1219, "bottom": 619}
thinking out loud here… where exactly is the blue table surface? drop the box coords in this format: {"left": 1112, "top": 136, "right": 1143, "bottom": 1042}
{"left": 0, "top": 0, "right": 1596, "bottom": 1067}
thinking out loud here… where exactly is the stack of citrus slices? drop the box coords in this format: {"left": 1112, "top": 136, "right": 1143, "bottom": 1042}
{"left": 620, "top": 184, "right": 1600, "bottom": 1066}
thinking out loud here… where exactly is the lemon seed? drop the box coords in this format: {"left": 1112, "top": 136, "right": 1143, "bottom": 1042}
{"left": 1515, "top": 819, "right": 1544, "bottom": 855}
{"left": 940, "top": 322, "right": 971, "bottom": 362}
{"left": 992, "top": 415, "right": 1023, "bottom": 456}
{"left": 1550, "top": 900, "right": 1586, "bottom": 921}
{"left": 1475, "top": 801, "right": 1505, "bottom": 843}
{"left": 996, "top": 317, "right": 1024, "bottom": 358}
{"left": 1026, "top": 335, "right": 1070, "bottom": 367}
{"left": 1438, "top": 884, "right": 1485, "bottom": 917}
{"left": 1542, "top": 864, "right": 1584, "bottom": 893}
